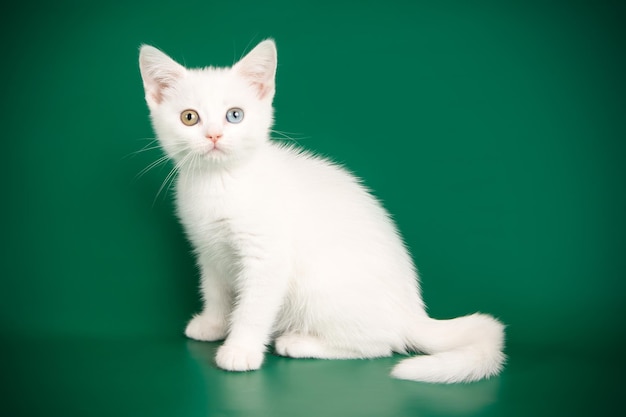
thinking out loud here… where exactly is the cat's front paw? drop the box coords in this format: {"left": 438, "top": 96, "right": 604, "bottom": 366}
{"left": 185, "top": 314, "right": 227, "bottom": 342}
{"left": 215, "top": 344, "right": 264, "bottom": 371}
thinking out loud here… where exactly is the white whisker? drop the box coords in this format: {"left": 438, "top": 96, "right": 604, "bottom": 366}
{"left": 123, "top": 138, "right": 161, "bottom": 159}
{"left": 135, "top": 154, "right": 171, "bottom": 180}
{"left": 270, "top": 129, "right": 309, "bottom": 143}
{"left": 152, "top": 150, "right": 196, "bottom": 206}
{"left": 124, "top": 144, "right": 164, "bottom": 158}
{"left": 152, "top": 163, "right": 179, "bottom": 206}
{"left": 238, "top": 36, "right": 259, "bottom": 63}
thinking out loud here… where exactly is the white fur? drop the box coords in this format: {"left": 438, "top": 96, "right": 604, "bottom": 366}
{"left": 138, "top": 39, "right": 505, "bottom": 383}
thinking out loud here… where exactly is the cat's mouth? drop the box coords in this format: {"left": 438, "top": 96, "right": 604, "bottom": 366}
{"left": 208, "top": 147, "right": 222, "bottom": 153}
{"left": 196, "top": 141, "right": 233, "bottom": 161}
{"left": 202, "top": 145, "right": 227, "bottom": 159}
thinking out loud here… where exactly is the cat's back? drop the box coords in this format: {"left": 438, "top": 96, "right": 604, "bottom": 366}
{"left": 263, "top": 142, "right": 372, "bottom": 201}
{"left": 261, "top": 142, "right": 397, "bottom": 241}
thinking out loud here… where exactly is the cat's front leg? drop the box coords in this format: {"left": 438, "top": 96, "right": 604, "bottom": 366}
{"left": 215, "top": 247, "right": 289, "bottom": 372}
{"left": 185, "top": 260, "right": 232, "bottom": 342}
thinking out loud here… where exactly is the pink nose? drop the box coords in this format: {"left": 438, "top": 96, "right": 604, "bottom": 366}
{"left": 206, "top": 133, "right": 223, "bottom": 143}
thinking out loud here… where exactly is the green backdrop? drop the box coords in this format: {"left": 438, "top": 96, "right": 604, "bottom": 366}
{"left": 2, "top": 1, "right": 624, "bottom": 416}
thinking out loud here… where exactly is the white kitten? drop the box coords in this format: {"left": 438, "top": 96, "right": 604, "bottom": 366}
{"left": 138, "top": 39, "right": 505, "bottom": 383}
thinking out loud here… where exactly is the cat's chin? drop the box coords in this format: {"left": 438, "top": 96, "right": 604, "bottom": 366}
{"left": 204, "top": 148, "right": 224, "bottom": 156}
{"left": 200, "top": 148, "right": 232, "bottom": 164}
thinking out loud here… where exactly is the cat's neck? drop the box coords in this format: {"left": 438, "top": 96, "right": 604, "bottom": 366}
{"left": 176, "top": 142, "right": 273, "bottom": 200}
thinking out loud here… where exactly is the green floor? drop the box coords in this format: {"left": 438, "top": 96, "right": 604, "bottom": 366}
{"left": 3, "top": 336, "right": 622, "bottom": 417}
{"left": 2, "top": 1, "right": 625, "bottom": 416}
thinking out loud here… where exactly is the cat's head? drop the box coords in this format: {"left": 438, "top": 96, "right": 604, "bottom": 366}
{"left": 139, "top": 40, "right": 277, "bottom": 167}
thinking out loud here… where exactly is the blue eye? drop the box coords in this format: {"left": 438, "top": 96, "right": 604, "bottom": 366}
{"left": 226, "top": 108, "right": 244, "bottom": 124}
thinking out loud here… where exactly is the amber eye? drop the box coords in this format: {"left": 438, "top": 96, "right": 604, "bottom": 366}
{"left": 180, "top": 109, "right": 200, "bottom": 126}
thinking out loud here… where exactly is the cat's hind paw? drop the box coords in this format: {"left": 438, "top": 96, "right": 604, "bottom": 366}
{"left": 184, "top": 314, "right": 227, "bottom": 342}
{"left": 275, "top": 333, "right": 383, "bottom": 359}
{"left": 215, "top": 344, "right": 264, "bottom": 371}
{"left": 275, "top": 333, "right": 322, "bottom": 358}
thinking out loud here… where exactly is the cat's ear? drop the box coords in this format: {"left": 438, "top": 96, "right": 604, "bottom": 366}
{"left": 139, "top": 45, "right": 186, "bottom": 107}
{"left": 233, "top": 39, "right": 277, "bottom": 100}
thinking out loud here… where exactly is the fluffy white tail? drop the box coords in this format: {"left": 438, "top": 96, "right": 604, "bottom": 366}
{"left": 391, "top": 313, "right": 505, "bottom": 383}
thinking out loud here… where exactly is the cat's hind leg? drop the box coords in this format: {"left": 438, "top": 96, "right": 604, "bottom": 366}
{"left": 275, "top": 333, "right": 392, "bottom": 359}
